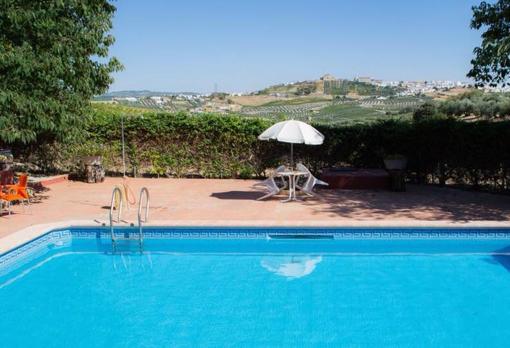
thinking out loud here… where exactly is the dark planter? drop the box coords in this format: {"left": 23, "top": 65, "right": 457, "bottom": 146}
{"left": 384, "top": 157, "right": 407, "bottom": 171}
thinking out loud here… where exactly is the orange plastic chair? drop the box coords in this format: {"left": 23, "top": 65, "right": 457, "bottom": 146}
{"left": 1, "top": 187, "right": 27, "bottom": 215}
{"left": 1, "top": 174, "right": 30, "bottom": 215}
{"left": 6, "top": 173, "right": 29, "bottom": 199}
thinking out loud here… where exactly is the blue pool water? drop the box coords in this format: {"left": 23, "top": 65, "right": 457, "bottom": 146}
{"left": 2, "top": 227, "right": 510, "bottom": 347}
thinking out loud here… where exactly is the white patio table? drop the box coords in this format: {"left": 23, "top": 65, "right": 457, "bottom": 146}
{"left": 276, "top": 170, "right": 308, "bottom": 202}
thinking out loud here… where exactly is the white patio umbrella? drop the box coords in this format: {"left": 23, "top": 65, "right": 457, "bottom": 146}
{"left": 260, "top": 256, "right": 323, "bottom": 279}
{"left": 258, "top": 120, "right": 324, "bottom": 168}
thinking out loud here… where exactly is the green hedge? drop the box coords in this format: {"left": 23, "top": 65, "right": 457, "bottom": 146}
{"left": 63, "top": 110, "right": 275, "bottom": 179}
{"left": 310, "top": 119, "right": 510, "bottom": 191}
{"left": 24, "top": 108, "right": 510, "bottom": 192}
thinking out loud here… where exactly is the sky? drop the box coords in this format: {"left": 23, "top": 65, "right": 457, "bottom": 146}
{"left": 108, "top": 0, "right": 484, "bottom": 93}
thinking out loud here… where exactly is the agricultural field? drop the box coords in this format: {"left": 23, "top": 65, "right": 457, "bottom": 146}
{"left": 260, "top": 96, "right": 333, "bottom": 106}
{"left": 93, "top": 93, "right": 427, "bottom": 125}
{"left": 358, "top": 96, "right": 427, "bottom": 110}
{"left": 238, "top": 96, "right": 426, "bottom": 124}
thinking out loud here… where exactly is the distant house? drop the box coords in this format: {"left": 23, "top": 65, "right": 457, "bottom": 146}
{"left": 320, "top": 74, "right": 336, "bottom": 81}
{"left": 356, "top": 76, "right": 372, "bottom": 84}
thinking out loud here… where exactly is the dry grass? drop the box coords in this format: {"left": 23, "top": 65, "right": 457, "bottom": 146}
{"left": 229, "top": 94, "right": 333, "bottom": 107}
{"left": 429, "top": 87, "right": 475, "bottom": 100}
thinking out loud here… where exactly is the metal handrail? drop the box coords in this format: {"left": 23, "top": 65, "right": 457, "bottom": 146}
{"left": 110, "top": 186, "right": 124, "bottom": 245}
{"left": 138, "top": 187, "right": 150, "bottom": 224}
{"left": 137, "top": 187, "right": 150, "bottom": 247}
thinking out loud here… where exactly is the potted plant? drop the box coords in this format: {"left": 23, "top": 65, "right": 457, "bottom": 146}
{"left": 384, "top": 154, "right": 407, "bottom": 171}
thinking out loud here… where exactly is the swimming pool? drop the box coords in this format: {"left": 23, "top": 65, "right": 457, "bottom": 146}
{"left": 2, "top": 226, "right": 510, "bottom": 347}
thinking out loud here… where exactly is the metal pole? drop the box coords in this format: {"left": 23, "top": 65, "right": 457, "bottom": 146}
{"left": 290, "top": 143, "right": 294, "bottom": 169}
{"left": 121, "top": 114, "right": 126, "bottom": 177}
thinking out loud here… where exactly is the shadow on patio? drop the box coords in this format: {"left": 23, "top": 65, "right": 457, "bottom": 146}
{"left": 211, "top": 191, "right": 265, "bottom": 200}
{"left": 298, "top": 185, "right": 510, "bottom": 221}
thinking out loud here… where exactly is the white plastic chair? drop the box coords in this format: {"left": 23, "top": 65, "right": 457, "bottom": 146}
{"left": 254, "top": 165, "right": 288, "bottom": 200}
{"left": 296, "top": 163, "right": 328, "bottom": 196}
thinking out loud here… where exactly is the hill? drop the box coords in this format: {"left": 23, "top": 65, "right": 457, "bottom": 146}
{"left": 256, "top": 79, "right": 402, "bottom": 98}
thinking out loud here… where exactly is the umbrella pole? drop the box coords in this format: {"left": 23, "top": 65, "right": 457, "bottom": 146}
{"left": 121, "top": 114, "right": 126, "bottom": 177}
{"left": 290, "top": 143, "right": 294, "bottom": 169}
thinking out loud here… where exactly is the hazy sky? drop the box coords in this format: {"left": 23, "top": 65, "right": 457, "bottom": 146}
{"left": 108, "top": 0, "right": 484, "bottom": 93}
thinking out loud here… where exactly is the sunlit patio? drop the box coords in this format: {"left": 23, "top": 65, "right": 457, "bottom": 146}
{"left": 2, "top": 177, "right": 510, "bottom": 241}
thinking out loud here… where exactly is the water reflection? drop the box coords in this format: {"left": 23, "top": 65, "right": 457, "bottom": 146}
{"left": 261, "top": 255, "right": 322, "bottom": 279}
{"left": 110, "top": 252, "right": 153, "bottom": 272}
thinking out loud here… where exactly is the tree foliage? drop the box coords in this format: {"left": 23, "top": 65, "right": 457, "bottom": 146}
{"left": 295, "top": 83, "right": 317, "bottom": 96}
{"left": 0, "top": 0, "right": 122, "bottom": 145}
{"left": 468, "top": 0, "right": 510, "bottom": 86}
{"left": 412, "top": 91, "right": 510, "bottom": 120}
{"left": 412, "top": 102, "right": 438, "bottom": 122}
{"left": 438, "top": 90, "right": 510, "bottom": 119}
{"left": 324, "top": 80, "right": 398, "bottom": 97}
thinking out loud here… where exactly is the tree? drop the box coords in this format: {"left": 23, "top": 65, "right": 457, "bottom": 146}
{"left": 295, "top": 82, "right": 316, "bottom": 96}
{"left": 468, "top": 0, "right": 510, "bottom": 86}
{"left": 0, "top": 0, "right": 122, "bottom": 145}
{"left": 413, "top": 102, "right": 437, "bottom": 122}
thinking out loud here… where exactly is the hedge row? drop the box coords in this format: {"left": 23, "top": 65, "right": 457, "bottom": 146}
{"left": 27, "top": 110, "right": 510, "bottom": 192}
{"left": 309, "top": 119, "right": 510, "bottom": 191}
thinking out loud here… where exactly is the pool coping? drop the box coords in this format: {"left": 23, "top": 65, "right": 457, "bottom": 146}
{"left": 2, "top": 219, "right": 510, "bottom": 255}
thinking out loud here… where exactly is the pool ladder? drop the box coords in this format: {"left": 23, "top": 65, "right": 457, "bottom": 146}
{"left": 109, "top": 186, "right": 150, "bottom": 252}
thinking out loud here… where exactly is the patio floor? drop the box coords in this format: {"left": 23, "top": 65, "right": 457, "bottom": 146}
{"left": 2, "top": 177, "right": 510, "bottom": 240}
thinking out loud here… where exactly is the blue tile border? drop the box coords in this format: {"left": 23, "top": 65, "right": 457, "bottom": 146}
{"left": 0, "top": 230, "right": 71, "bottom": 277}
{"left": 9, "top": 226, "right": 510, "bottom": 243}
{"left": 2, "top": 226, "right": 510, "bottom": 275}
{"left": 75, "top": 226, "right": 510, "bottom": 240}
